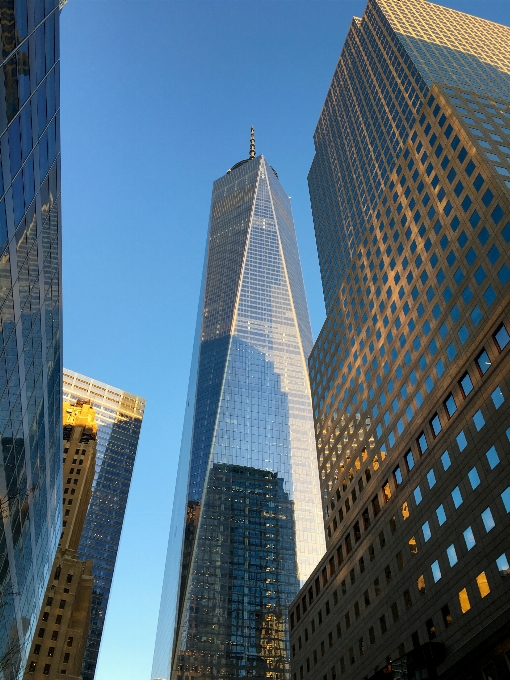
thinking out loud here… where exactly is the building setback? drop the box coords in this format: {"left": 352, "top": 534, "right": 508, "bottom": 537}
{"left": 152, "top": 137, "right": 324, "bottom": 680}
{"left": 0, "top": 0, "right": 62, "bottom": 676}
{"left": 25, "top": 399, "right": 97, "bottom": 679}
{"left": 291, "top": 1, "right": 510, "bottom": 679}
{"left": 62, "top": 370, "right": 145, "bottom": 680}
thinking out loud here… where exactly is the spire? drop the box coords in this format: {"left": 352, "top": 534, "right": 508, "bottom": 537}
{"left": 249, "top": 127, "right": 255, "bottom": 159}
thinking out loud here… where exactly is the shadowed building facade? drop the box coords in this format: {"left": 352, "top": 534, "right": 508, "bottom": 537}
{"left": 290, "top": 2, "right": 510, "bottom": 680}
{"left": 62, "top": 371, "right": 145, "bottom": 680}
{"left": 0, "top": 0, "right": 62, "bottom": 677}
{"left": 152, "top": 139, "right": 324, "bottom": 680}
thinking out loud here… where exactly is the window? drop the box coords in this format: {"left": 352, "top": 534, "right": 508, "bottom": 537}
{"left": 447, "top": 544, "right": 458, "bottom": 566}
{"left": 502, "top": 487, "right": 510, "bottom": 512}
{"left": 441, "top": 450, "right": 451, "bottom": 470}
{"left": 63, "top": 653, "right": 70, "bottom": 663}
{"left": 441, "top": 604, "right": 453, "bottom": 627}
{"left": 459, "top": 372, "right": 473, "bottom": 397}
{"left": 426, "top": 618, "right": 436, "bottom": 640}
{"left": 464, "top": 526, "right": 476, "bottom": 550}
{"left": 405, "top": 450, "right": 415, "bottom": 471}
{"left": 481, "top": 507, "right": 495, "bottom": 532}
{"left": 372, "top": 494, "right": 381, "bottom": 517}
{"left": 476, "top": 349, "right": 491, "bottom": 375}
{"left": 47, "top": 647, "right": 55, "bottom": 658}
{"left": 444, "top": 394, "right": 457, "bottom": 418}
{"left": 426, "top": 469, "right": 436, "bottom": 488}
{"left": 486, "top": 446, "right": 500, "bottom": 469}
{"left": 393, "top": 466, "right": 403, "bottom": 486}
{"left": 430, "top": 413, "right": 442, "bottom": 437}
{"left": 468, "top": 466, "right": 481, "bottom": 489}
{"left": 456, "top": 430, "right": 468, "bottom": 451}
{"left": 496, "top": 553, "right": 509, "bottom": 573}
{"left": 37, "top": 629, "right": 45, "bottom": 639}
{"left": 451, "top": 486, "right": 463, "bottom": 508}
{"left": 417, "top": 574, "right": 426, "bottom": 593}
{"left": 494, "top": 323, "right": 510, "bottom": 351}
{"left": 431, "top": 560, "right": 442, "bottom": 582}
{"left": 491, "top": 386, "right": 504, "bottom": 409}
{"left": 380, "top": 615, "right": 387, "bottom": 634}
{"left": 436, "top": 505, "right": 447, "bottom": 525}
{"left": 422, "top": 521, "right": 432, "bottom": 542}
{"left": 29, "top": 662, "right": 37, "bottom": 673}
{"left": 42, "top": 612, "right": 49, "bottom": 622}
{"left": 459, "top": 588, "right": 471, "bottom": 613}
{"left": 382, "top": 481, "right": 391, "bottom": 503}
{"left": 34, "top": 645, "right": 41, "bottom": 655}
{"left": 473, "top": 410, "right": 485, "bottom": 431}
{"left": 43, "top": 665, "right": 51, "bottom": 676}
{"left": 414, "top": 485, "right": 422, "bottom": 504}
{"left": 417, "top": 432, "right": 428, "bottom": 454}
{"left": 476, "top": 572, "right": 490, "bottom": 598}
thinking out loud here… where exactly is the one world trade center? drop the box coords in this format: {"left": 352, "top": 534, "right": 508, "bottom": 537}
{"left": 152, "top": 133, "right": 325, "bottom": 680}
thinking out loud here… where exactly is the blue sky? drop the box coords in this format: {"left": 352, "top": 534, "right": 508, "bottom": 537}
{"left": 59, "top": 1, "right": 510, "bottom": 678}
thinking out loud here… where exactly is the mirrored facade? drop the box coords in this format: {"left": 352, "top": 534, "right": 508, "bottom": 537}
{"left": 0, "top": 0, "right": 62, "bottom": 677}
{"left": 152, "top": 154, "right": 324, "bottom": 680}
{"left": 62, "top": 370, "right": 145, "bottom": 680}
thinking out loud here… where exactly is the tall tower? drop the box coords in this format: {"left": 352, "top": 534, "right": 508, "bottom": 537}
{"left": 291, "top": 2, "right": 510, "bottom": 680}
{"left": 25, "top": 399, "right": 97, "bottom": 679}
{"left": 152, "top": 137, "right": 325, "bottom": 680}
{"left": 62, "top": 371, "right": 145, "bottom": 680}
{"left": 0, "top": 0, "right": 62, "bottom": 676}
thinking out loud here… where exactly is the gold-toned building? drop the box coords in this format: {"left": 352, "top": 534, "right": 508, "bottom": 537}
{"left": 25, "top": 401, "right": 97, "bottom": 679}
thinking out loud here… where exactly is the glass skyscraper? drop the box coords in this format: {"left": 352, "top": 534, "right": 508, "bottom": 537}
{"left": 152, "top": 145, "right": 324, "bottom": 680}
{"left": 62, "top": 370, "right": 145, "bottom": 680}
{"left": 291, "top": 2, "right": 510, "bottom": 679}
{"left": 0, "top": 0, "right": 61, "bottom": 677}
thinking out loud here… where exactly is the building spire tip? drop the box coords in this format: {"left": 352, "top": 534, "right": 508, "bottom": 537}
{"left": 249, "top": 127, "right": 255, "bottom": 159}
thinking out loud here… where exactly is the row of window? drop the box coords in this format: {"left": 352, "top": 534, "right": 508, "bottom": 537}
{"left": 295, "top": 352, "right": 507, "bottom": 639}
{"left": 322, "top": 322, "right": 508, "bottom": 539}
{"left": 311, "top": 94, "right": 508, "bottom": 449}
{"left": 292, "top": 549, "right": 509, "bottom": 680}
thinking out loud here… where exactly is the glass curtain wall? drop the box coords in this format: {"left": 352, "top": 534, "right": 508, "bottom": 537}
{"left": 152, "top": 155, "right": 324, "bottom": 680}
{"left": 0, "top": 0, "right": 62, "bottom": 677}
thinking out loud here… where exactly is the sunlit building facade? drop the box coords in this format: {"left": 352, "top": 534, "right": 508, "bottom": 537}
{"left": 25, "top": 399, "right": 97, "bottom": 679}
{"left": 152, "top": 145, "right": 324, "bottom": 680}
{"left": 291, "top": 2, "right": 510, "bottom": 680}
{"left": 0, "top": 0, "right": 62, "bottom": 677}
{"left": 62, "top": 370, "right": 145, "bottom": 680}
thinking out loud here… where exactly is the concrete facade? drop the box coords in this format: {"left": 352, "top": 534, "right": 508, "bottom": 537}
{"left": 291, "top": 3, "right": 510, "bottom": 678}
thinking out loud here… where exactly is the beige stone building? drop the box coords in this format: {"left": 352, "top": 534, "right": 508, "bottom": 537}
{"left": 25, "top": 401, "right": 97, "bottom": 678}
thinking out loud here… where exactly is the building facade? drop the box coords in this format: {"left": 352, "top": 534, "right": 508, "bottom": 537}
{"left": 0, "top": 0, "right": 62, "bottom": 677}
{"left": 291, "top": 2, "right": 510, "bottom": 680}
{"left": 151, "top": 146, "right": 324, "bottom": 680}
{"left": 62, "top": 371, "right": 145, "bottom": 680}
{"left": 25, "top": 399, "right": 97, "bottom": 680}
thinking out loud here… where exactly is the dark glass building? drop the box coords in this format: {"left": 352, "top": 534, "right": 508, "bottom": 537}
{"left": 0, "top": 0, "right": 61, "bottom": 677}
{"left": 62, "top": 370, "right": 145, "bottom": 680}
{"left": 152, "top": 143, "right": 324, "bottom": 680}
{"left": 291, "top": 2, "right": 510, "bottom": 680}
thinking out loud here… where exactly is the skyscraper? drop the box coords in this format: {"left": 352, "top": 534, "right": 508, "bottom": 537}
{"left": 0, "top": 0, "right": 62, "bottom": 677}
{"left": 25, "top": 399, "right": 97, "bottom": 679}
{"left": 152, "top": 134, "right": 324, "bottom": 680}
{"left": 291, "top": 2, "right": 510, "bottom": 679}
{"left": 62, "top": 370, "right": 145, "bottom": 680}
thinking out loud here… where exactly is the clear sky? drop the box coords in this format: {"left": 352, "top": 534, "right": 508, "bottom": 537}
{"left": 59, "top": 1, "right": 510, "bottom": 678}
